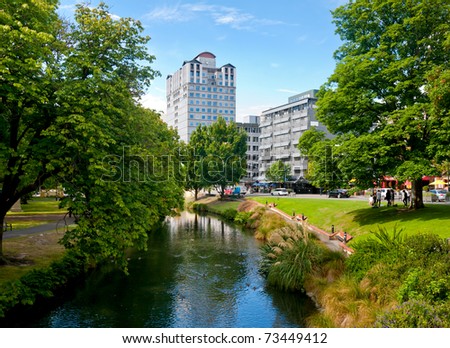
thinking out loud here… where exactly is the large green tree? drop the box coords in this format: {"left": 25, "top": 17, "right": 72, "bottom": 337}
{"left": 0, "top": 0, "right": 63, "bottom": 260}
{"left": 183, "top": 126, "right": 209, "bottom": 200}
{"left": 316, "top": 0, "right": 450, "bottom": 209}
{"left": 297, "top": 128, "right": 345, "bottom": 190}
{"left": 0, "top": 1, "right": 184, "bottom": 266}
{"left": 265, "top": 160, "right": 291, "bottom": 187}
{"left": 189, "top": 118, "right": 247, "bottom": 199}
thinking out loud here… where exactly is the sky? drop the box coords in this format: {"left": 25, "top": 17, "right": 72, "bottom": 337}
{"left": 57, "top": 0, "right": 348, "bottom": 121}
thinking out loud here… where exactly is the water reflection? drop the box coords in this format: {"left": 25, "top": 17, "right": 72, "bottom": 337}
{"left": 9, "top": 211, "right": 316, "bottom": 328}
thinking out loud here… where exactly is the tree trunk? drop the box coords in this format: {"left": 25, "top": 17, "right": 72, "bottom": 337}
{"left": 0, "top": 215, "right": 5, "bottom": 265}
{"left": 411, "top": 178, "right": 425, "bottom": 209}
{"left": 219, "top": 184, "right": 226, "bottom": 200}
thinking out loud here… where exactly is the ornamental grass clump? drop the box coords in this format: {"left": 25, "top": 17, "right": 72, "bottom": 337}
{"left": 260, "top": 225, "right": 337, "bottom": 293}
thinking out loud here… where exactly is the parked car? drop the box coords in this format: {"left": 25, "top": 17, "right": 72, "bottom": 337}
{"left": 328, "top": 189, "right": 349, "bottom": 198}
{"left": 429, "top": 189, "right": 447, "bottom": 202}
{"left": 271, "top": 188, "right": 288, "bottom": 196}
{"left": 232, "top": 186, "right": 247, "bottom": 195}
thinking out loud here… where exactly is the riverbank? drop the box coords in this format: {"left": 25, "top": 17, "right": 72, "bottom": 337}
{"left": 2, "top": 195, "right": 449, "bottom": 327}
{"left": 197, "top": 197, "right": 450, "bottom": 328}
{"left": 248, "top": 196, "right": 450, "bottom": 240}
{"left": 0, "top": 199, "right": 86, "bottom": 319}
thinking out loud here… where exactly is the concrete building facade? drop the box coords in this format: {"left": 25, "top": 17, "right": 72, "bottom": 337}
{"left": 236, "top": 115, "right": 260, "bottom": 184}
{"left": 165, "top": 52, "right": 236, "bottom": 142}
{"left": 258, "top": 89, "right": 328, "bottom": 183}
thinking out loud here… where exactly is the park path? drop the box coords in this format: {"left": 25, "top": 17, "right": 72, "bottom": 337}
{"left": 266, "top": 204, "right": 354, "bottom": 254}
{"left": 3, "top": 214, "right": 74, "bottom": 239}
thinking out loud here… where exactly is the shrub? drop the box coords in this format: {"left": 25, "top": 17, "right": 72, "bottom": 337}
{"left": 254, "top": 210, "right": 288, "bottom": 240}
{"left": 397, "top": 268, "right": 450, "bottom": 303}
{"left": 191, "top": 203, "right": 207, "bottom": 212}
{"left": 221, "top": 208, "right": 237, "bottom": 221}
{"left": 260, "top": 226, "right": 332, "bottom": 292}
{"left": 376, "top": 300, "right": 450, "bottom": 328}
{"left": 233, "top": 211, "right": 252, "bottom": 226}
{"left": 0, "top": 251, "right": 87, "bottom": 318}
{"left": 345, "top": 226, "right": 405, "bottom": 280}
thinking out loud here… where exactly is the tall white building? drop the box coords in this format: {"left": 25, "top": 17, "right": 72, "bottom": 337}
{"left": 259, "top": 89, "right": 329, "bottom": 183}
{"left": 165, "top": 52, "right": 236, "bottom": 142}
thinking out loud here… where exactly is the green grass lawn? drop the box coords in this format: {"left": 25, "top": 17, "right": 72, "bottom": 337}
{"left": 7, "top": 197, "right": 67, "bottom": 216}
{"left": 5, "top": 197, "right": 68, "bottom": 230}
{"left": 249, "top": 196, "right": 450, "bottom": 241}
{"left": 205, "top": 200, "right": 241, "bottom": 213}
{"left": 1, "top": 198, "right": 68, "bottom": 284}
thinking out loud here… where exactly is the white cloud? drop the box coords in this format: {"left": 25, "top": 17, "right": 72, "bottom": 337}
{"left": 144, "top": 3, "right": 287, "bottom": 31}
{"left": 144, "top": 5, "right": 189, "bottom": 22}
{"left": 139, "top": 93, "right": 166, "bottom": 114}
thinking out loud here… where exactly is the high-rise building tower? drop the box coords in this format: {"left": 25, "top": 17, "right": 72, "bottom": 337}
{"left": 165, "top": 52, "right": 236, "bottom": 142}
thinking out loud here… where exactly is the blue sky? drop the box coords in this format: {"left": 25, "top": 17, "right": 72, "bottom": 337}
{"left": 57, "top": 0, "right": 348, "bottom": 120}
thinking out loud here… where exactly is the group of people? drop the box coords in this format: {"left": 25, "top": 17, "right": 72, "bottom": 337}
{"left": 369, "top": 188, "right": 410, "bottom": 208}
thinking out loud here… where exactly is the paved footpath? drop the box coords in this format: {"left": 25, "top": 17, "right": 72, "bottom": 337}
{"left": 267, "top": 205, "right": 354, "bottom": 254}
{"left": 3, "top": 215, "right": 74, "bottom": 239}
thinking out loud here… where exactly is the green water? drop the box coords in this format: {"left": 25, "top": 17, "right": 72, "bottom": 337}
{"left": 17, "top": 211, "right": 317, "bottom": 327}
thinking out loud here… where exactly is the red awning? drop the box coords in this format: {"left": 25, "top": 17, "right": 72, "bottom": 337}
{"left": 383, "top": 176, "right": 396, "bottom": 181}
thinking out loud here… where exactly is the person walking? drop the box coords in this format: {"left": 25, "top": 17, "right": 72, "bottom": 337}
{"left": 402, "top": 189, "right": 408, "bottom": 206}
{"left": 376, "top": 189, "right": 382, "bottom": 207}
{"left": 386, "top": 188, "right": 391, "bottom": 206}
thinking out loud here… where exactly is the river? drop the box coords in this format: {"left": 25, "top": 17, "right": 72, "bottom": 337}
{"left": 8, "top": 211, "right": 317, "bottom": 328}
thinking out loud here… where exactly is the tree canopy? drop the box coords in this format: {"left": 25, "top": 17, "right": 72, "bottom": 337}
{"left": 297, "top": 128, "right": 345, "bottom": 190}
{"left": 265, "top": 160, "right": 291, "bottom": 186}
{"left": 316, "top": 0, "right": 450, "bottom": 208}
{"left": 186, "top": 117, "right": 247, "bottom": 199}
{"left": 0, "top": 1, "right": 184, "bottom": 266}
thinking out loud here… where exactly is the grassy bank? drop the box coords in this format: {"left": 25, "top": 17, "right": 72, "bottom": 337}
{"left": 249, "top": 196, "right": 450, "bottom": 240}
{"left": 1, "top": 197, "right": 69, "bottom": 285}
{"left": 8, "top": 197, "right": 67, "bottom": 215}
{"left": 190, "top": 197, "right": 295, "bottom": 241}
{"left": 6, "top": 197, "right": 68, "bottom": 230}
{"left": 0, "top": 232, "right": 66, "bottom": 284}
{"left": 0, "top": 198, "right": 86, "bottom": 319}
{"left": 245, "top": 196, "right": 450, "bottom": 327}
